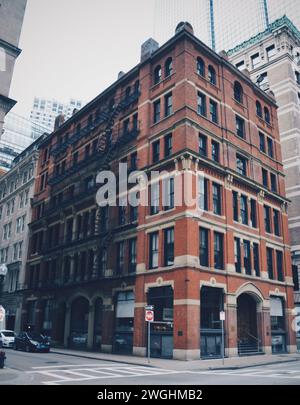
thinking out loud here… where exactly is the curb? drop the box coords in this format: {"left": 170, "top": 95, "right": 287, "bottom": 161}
{"left": 208, "top": 358, "right": 299, "bottom": 371}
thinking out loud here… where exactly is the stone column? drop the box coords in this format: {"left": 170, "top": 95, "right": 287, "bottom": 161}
{"left": 226, "top": 294, "right": 238, "bottom": 357}
{"left": 87, "top": 304, "right": 95, "bottom": 349}
{"left": 101, "top": 297, "right": 114, "bottom": 353}
{"left": 64, "top": 304, "right": 71, "bottom": 347}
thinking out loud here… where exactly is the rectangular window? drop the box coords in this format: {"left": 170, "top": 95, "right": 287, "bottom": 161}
{"left": 212, "top": 183, "right": 222, "bottom": 215}
{"left": 163, "top": 177, "right": 174, "bottom": 210}
{"left": 266, "top": 44, "right": 276, "bottom": 61}
{"left": 251, "top": 52, "right": 260, "bottom": 69}
{"left": 197, "top": 92, "right": 206, "bottom": 116}
{"left": 276, "top": 250, "right": 284, "bottom": 281}
{"left": 236, "top": 60, "right": 245, "bottom": 70}
{"left": 164, "top": 134, "right": 172, "bottom": 157}
{"left": 267, "top": 138, "right": 274, "bottom": 158}
{"left": 270, "top": 173, "right": 277, "bottom": 192}
{"left": 130, "top": 152, "right": 137, "bottom": 170}
{"left": 233, "top": 191, "right": 239, "bottom": 221}
{"left": 119, "top": 205, "right": 126, "bottom": 225}
{"left": 243, "top": 240, "right": 251, "bottom": 275}
{"left": 240, "top": 195, "right": 248, "bottom": 225}
{"left": 198, "top": 176, "right": 208, "bottom": 211}
{"left": 273, "top": 209, "right": 280, "bottom": 236}
{"left": 211, "top": 140, "right": 220, "bottom": 162}
{"left": 262, "top": 168, "right": 268, "bottom": 187}
{"left": 264, "top": 205, "right": 271, "bottom": 233}
{"left": 199, "top": 228, "right": 209, "bottom": 267}
{"left": 236, "top": 115, "right": 245, "bottom": 138}
{"left": 199, "top": 134, "right": 207, "bottom": 156}
{"left": 214, "top": 232, "right": 224, "bottom": 270}
{"left": 164, "top": 228, "right": 174, "bottom": 266}
{"left": 234, "top": 238, "right": 241, "bottom": 273}
{"left": 164, "top": 93, "right": 173, "bottom": 117}
{"left": 150, "top": 181, "right": 160, "bottom": 215}
{"left": 267, "top": 247, "right": 274, "bottom": 279}
{"left": 153, "top": 100, "right": 161, "bottom": 123}
{"left": 236, "top": 154, "right": 247, "bottom": 176}
{"left": 130, "top": 205, "right": 138, "bottom": 222}
{"left": 152, "top": 140, "right": 160, "bottom": 163}
{"left": 250, "top": 199, "right": 257, "bottom": 228}
{"left": 210, "top": 100, "right": 218, "bottom": 123}
{"left": 129, "top": 238, "right": 137, "bottom": 273}
{"left": 149, "top": 232, "right": 159, "bottom": 269}
{"left": 259, "top": 132, "right": 266, "bottom": 153}
{"left": 253, "top": 243, "right": 260, "bottom": 276}
{"left": 117, "top": 241, "right": 125, "bottom": 274}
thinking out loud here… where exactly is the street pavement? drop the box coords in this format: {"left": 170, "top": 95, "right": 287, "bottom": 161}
{"left": 1, "top": 349, "right": 300, "bottom": 385}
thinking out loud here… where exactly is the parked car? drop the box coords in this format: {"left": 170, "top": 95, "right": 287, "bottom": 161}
{"left": 0, "top": 330, "right": 16, "bottom": 348}
{"left": 15, "top": 332, "right": 50, "bottom": 353}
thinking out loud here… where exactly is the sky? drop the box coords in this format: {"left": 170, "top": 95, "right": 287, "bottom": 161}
{"left": 9, "top": 0, "right": 157, "bottom": 117}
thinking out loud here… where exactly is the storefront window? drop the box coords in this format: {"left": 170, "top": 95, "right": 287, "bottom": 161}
{"left": 114, "top": 291, "right": 134, "bottom": 354}
{"left": 270, "top": 296, "right": 286, "bottom": 353}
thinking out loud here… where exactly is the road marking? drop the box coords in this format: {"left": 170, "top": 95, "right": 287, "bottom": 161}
{"left": 187, "top": 369, "right": 300, "bottom": 379}
{"left": 31, "top": 363, "right": 123, "bottom": 369}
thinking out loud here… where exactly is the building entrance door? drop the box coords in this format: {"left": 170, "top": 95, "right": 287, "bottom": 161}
{"left": 237, "top": 293, "right": 260, "bottom": 355}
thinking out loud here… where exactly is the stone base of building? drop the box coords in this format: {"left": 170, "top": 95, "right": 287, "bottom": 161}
{"left": 262, "top": 345, "right": 272, "bottom": 354}
{"left": 101, "top": 344, "right": 112, "bottom": 353}
{"left": 287, "top": 345, "right": 298, "bottom": 353}
{"left": 226, "top": 347, "right": 238, "bottom": 357}
{"left": 173, "top": 349, "right": 201, "bottom": 361}
{"left": 133, "top": 346, "right": 147, "bottom": 357}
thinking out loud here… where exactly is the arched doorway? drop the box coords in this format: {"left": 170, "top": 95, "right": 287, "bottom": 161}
{"left": 237, "top": 293, "right": 261, "bottom": 355}
{"left": 70, "top": 297, "right": 89, "bottom": 349}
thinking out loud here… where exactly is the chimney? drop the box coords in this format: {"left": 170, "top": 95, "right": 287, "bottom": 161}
{"left": 118, "top": 71, "right": 125, "bottom": 79}
{"left": 175, "top": 21, "right": 194, "bottom": 35}
{"left": 141, "top": 38, "right": 159, "bottom": 62}
{"left": 54, "top": 114, "right": 65, "bottom": 131}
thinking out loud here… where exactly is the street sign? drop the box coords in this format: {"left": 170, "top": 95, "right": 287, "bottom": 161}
{"left": 220, "top": 311, "right": 225, "bottom": 321}
{"left": 0, "top": 306, "right": 5, "bottom": 322}
{"left": 145, "top": 310, "right": 154, "bottom": 322}
{"left": 144, "top": 305, "right": 154, "bottom": 311}
{"left": 0, "top": 264, "right": 8, "bottom": 276}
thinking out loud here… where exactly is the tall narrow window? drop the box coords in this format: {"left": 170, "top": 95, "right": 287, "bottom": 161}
{"left": 211, "top": 140, "right": 220, "bottom": 162}
{"left": 236, "top": 154, "right": 247, "bottom": 176}
{"left": 165, "top": 57, "right": 173, "bottom": 77}
{"left": 198, "top": 176, "right": 208, "bottom": 211}
{"left": 256, "top": 101, "right": 262, "bottom": 117}
{"left": 264, "top": 107, "right": 270, "bottom": 124}
{"left": 233, "top": 191, "right": 239, "bottom": 221}
{"left": 150, "top": 181, "right": 160, "bottom": 215}
{"left": 267, "top": 247, "right": 274, "bottom": 279}
{"left": 163, "top": 177, "right": 174, "bottom": 210}
{"left": 210, "top": 100, "right": 218, "bottom": 123}
{"left": 250, "top": 199, "right": 257, "bottom": 228}
{"left": 214, "top": 232, "right": 224, "bottom": 270}
{"left": 154, "top": 65, "right": 162, "bottom": 84}
{"left": 234, "top": 81, "right": 243, "bottom": 103}
{"left": 149, "top": 232, "right": 159, "bottom": 269}
{"left": 164, "top": 92, "right": 173, "bottom": 117}
{"left": 273, "top": 209, "right": 280, "bottom": 236}
{"left": 208, "top": 65, "right": 216, "bottom": 85}
{"left": 276, "top": 250, "right": 284, "bottom": 281}
{"left": 240, "top": 195, "right": 248, "bottom": 225}
{"left": 164, "top": 228, "right": 174, "bottom": 266}
{"left": 236, "top": 115, "right": 245, "bottom": 138}
{"left": 197, "top": 92, "right": 206, "bottom": 116}
{"left": 270, "top": 173, "right": 277, "bottom": 192}
{"left": 199, "top": 228, "right": 209, "bottom": 267}
{"left": 262, "top": 168, "right": 268, "bottom": 187}
{"left": 153, "top": 100, "right": 161, "bottom": 123}
{"left": 199, "top": 134, "right": 207, "bottom": 156}
{"left": 197, "top": 57, "right": 205, "bottom": 77}
{"left": 152, "top": 140, "right": 160, "bottom": 163}
{"left": 164, "top": 134, "right": 172, "bottom": 157}
{"left": 212, "top": 183, "right": 222, "bottom": 215}
{"left": 117, "top": 241, "right": 125, "bottom": 274}
{"left": 129, "top": 238, "right": 137, "bottom": 273}
{"left": 264, "top": 205, "right": 271, "bottom": 233}
{"left": 234, "top": 238, "right": 241, "bottom": 273}
{"left": 243, "top": 240, "right": 251, "bottom": 275}
{"left": 253, "top": 243, "right": 260, "bottom": 276}
{"left": 259, "top": 132, "right": 266, "bottom": 153}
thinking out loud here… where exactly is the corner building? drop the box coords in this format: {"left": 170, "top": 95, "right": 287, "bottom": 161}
{"left": 23, "top": 23, "right": 296, "bottom": 360}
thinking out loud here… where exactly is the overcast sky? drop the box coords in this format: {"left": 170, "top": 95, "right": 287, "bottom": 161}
{"left": 10, "top": 0, "right": 157, "bottom": 117}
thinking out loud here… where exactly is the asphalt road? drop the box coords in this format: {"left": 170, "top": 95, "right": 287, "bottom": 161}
{"left": 1, "top": 349, "right": 300, "bottom": 385}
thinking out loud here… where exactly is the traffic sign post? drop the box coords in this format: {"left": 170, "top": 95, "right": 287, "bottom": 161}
{"left": 220, "top": 310, "right": 225, "bottom": 365}
{"left": 145, "top": 306, "right": 154, "bottom": 363}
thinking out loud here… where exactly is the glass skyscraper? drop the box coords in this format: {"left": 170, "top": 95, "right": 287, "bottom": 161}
{"left": 153, "top": 0, "right": 300, "bottom": 51}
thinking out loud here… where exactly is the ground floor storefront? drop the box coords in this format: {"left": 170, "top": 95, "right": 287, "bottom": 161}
{"left": 21, "top": 268, "right": 297, "bottom": 360}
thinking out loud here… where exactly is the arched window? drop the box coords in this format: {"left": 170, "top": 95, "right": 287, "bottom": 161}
{"left": 154, "top": 65, "right": 162, "bottom": 84}
{"left": 197, "top": 57, "right": 205, "bottom": 77}
{"left": 264, "top": 107, "right": 270, "bottom": 124}
{"left": 208, "top": 65, "right": 216, "bottom": 85}
{"left": 234, "top": 81, "right": 243, "bottom": 104}
{"left": 165, "top": 57, "right": 173, "bottom": 77}
{"left": 256, "top": 101, "right": 262, "bottom": 117}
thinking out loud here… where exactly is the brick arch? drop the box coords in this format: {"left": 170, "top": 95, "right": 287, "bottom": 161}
{"left": 67, "top": 292, "right": 91, "bottom": 307}
{"left": 235, "top": 282, "right": 265, "bottom": 311}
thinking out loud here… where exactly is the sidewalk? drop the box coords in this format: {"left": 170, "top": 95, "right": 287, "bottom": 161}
{"left": 51, "top": 348, "right": 300, "bottom": 371}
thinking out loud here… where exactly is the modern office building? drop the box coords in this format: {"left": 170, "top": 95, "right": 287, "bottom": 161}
{"left": 0, "top": 0, "right": 27, "bottom": 143}
{"left": 0, "top": 134, "right": 47, "bottom": 332}
{"left": 23, "top": 23, "right": 296, "bottom": 359}
{"left": 153, "top": 0, "right": 300, "bottom": 51}
{"left": 227, "top": 14, "right": 300, "bottom": 349}
{"left": 30, "top": 98, "right": 84, "bottom": 137}
{"left": 0, "top": 112, "right": 49, "bottom": 171}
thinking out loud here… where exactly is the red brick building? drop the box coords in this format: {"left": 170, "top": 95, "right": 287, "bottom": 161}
{"left": 23, "top": 22, "right": 296, "bottom": 360}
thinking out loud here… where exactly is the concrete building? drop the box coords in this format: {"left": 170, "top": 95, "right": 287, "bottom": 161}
{"left": 154, "top": 0, "right": 300, "bottom": 51}
{"left": 23, "top": 23, "right": 296, "bottom": 359}
{"left": 227, "top": 15, "right": 300, "bottom": 348}
{"left": 30, "top": 97, "right": 84, "bottom": 137}
{"left": 0, "top": 134, "right": 47, "bottom": 332}
{"left": 0, "top": 0, "right": 27, "bottom": 143}
{"left": 0, "top": 112, "right": 49, "bottom": 171}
